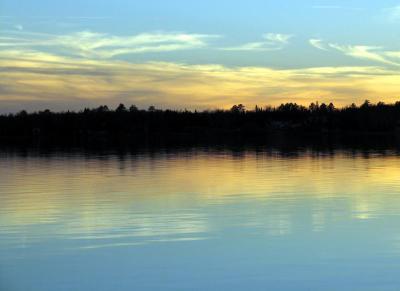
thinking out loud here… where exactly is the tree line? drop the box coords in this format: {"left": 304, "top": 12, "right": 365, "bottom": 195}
{"left": 1, "top": 100, "right": 400, "bottom": 145}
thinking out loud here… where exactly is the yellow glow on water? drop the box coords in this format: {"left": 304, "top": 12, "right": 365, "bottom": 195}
{"left": 2, "top": 149, "right": 400, "bottom": 291}
{"left": 1, "top": 151, "right": 400, "bottom": 238}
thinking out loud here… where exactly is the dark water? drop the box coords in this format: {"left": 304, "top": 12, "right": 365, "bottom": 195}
{"left": 1, "top": 148, "right": 400, "bottom": 291}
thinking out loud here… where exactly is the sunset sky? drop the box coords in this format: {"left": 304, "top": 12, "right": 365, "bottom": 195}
{"left": 1, "top": 0, "right": 400, "bottom": 112}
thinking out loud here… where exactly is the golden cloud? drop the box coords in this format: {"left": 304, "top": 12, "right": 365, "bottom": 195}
{"left": 1, "top": 49, "right": 400, "bottom": 111}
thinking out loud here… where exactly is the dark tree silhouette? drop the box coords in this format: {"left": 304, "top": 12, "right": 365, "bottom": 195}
{"left": 1, "top": 101, "right": 400, "bottom": 146}
{"left": 116, "top": 103, "right": 127, "bottom": 113}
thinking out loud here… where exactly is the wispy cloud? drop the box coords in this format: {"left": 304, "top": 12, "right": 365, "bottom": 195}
{"left": 0, "top": 15, "right": 110, "bottom": 20}
{"left": 312, "top": 5, "right": 342, "bottom": 9}
{"left": 55, "top": 31, "right": 219, "bottom": 58}
{"left": 309, "top": 39, "right": 328, "bottom": 50}
{"left": 384, "top": 5, "right": 400, "bottom": 22}
{"left": 264, "top": 33, "right": 292, "bottom": 44}
{"left": 311, "top": 5, "right": 363, "bottom": 10}
{"left": 14, "top": 24, "right": 23, "bottom": 31}
{"left": 65, "top": 16, "right": 111, "bottom": 20}
{"left": 0, "top": 30, "right": 219, "bottom": 59}
{"left": 385, "top": 51, "right": 400, "bottom": 59}
{"left": 221, "top": 33, "right": 292, "bottom": 51}
{"left": 1, "top": 48, "right": 400, "bottom": 112}
{"left": 309, "top": 39, "right": 400, "bottom": 67}
{"left": 329, "top": 44, "right": 399, "bottom": 66}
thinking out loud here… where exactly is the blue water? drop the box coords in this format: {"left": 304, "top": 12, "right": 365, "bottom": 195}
{"left": 1, "top": 149, "right": 400, "bottom": 291}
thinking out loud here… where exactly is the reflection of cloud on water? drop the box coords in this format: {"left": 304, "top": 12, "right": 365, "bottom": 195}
{"left": 312, "top": 210, "right": 326, "bottom": 232}
{"left": 0, "top": 210, "right": 209, "bottom": 250}
{"left": 62, "top": 212, "right": 209, "bottom": 245}
{"left": 1, "top": 151, "right": 400, "bottom": 250}
{"left": 352, "top": 198, "right": 376, "bottom": 220}
{"left": 79, "top": 242, "right": 145, "bottom": 250}
{"left": 77, "top": 237, "right": 209, "bottom": 250}
{"left": 265, "top": 213, "right": 292, "bottom": 236}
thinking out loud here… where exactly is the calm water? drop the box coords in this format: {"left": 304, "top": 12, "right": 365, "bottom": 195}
{"left": 1, "top": 148, "right": 400, "bottom": 291}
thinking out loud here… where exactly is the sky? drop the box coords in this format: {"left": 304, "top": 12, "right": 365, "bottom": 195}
{"left": 1, "top": 0, "right": 400, "bottom": 112}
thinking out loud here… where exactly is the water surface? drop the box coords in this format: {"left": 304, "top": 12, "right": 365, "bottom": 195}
{"left": 1, "top": 148, "right": 400, "bottom": 290}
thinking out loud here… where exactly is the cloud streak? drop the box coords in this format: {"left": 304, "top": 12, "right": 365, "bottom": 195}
{"left": 1, "top": 48, "right": 400, "bottom": 112}
{"left": 14, "top": 24, "right": 23, "bottom": 31}
{"left": 309, "top": 39, "right": 400, "bottom": 67}
{"left": 385, "top": 5, "right": 400, "bottom": 22}
{"left": 1, "top": 29, "right": 400, "bottom": 112}
{"left": 221, "top": 33, "right": 292, "bottom": 51}
{"left": 329, "top": 44, "right": 399, "bottom": 66}
{"left": 309, "top": 39, "right": 328, "bottom": 51}
{"left": 311, "top": 5, "right": 363, "bottom": 11}
{"left": 0, "top": 30, "right": 219, "bottom": 59}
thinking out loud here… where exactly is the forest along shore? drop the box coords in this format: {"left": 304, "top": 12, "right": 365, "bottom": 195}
{"left": 2, "top": 101, "right": 400, "bottom": 147}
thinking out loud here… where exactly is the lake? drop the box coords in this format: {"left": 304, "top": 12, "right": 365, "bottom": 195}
{"left": 1, "top": 148, "right": 400, "bottom": 291}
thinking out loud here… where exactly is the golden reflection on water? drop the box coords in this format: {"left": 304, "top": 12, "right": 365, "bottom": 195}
{"left": 1, "top": 150, "right": 400, "bottom": 250}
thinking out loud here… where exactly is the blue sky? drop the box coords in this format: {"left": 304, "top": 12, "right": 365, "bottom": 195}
{"left": 1, "top": 0, "right": 400, "bottom": 111}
